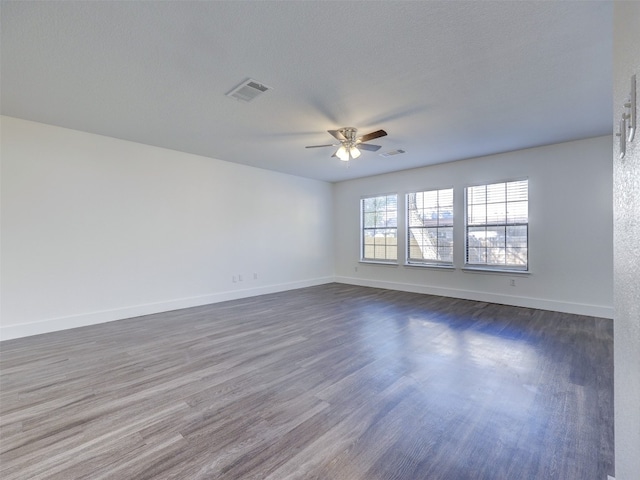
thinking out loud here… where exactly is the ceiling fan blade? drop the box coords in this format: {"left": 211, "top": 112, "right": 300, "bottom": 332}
{"left": 305, "top": 144, "right": 337, "bottom": 148}
{"left": 358, "top": 129, "right": 387, "bottom": 143}
{"left": 331, "top": 150, "right": 338, "bottom": 158}
{"left": 328, "top": 129, "right": 347, "bottom": 141}
{"left": 357, "top": 143, "right": 382, "bottom": 151}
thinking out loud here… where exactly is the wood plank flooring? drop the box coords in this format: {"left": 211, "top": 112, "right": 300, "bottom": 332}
{"left": 0, "top": 284, "right": 614, "bottom": 479}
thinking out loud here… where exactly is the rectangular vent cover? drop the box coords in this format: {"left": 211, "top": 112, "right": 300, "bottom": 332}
{"left": 379, "top": 149, "right": 406, "bottom": 158}
{"left": 226, "top": 79, "right": 271, "bottom": 102}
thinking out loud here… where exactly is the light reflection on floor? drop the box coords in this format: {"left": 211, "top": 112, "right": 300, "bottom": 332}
{"left": 354, "top": 307, "right": 548, "bottom": 430}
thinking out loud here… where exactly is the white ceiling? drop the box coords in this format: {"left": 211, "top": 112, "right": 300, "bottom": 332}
{"left": 1, "top": 1, "right": 612, "bottom": 183}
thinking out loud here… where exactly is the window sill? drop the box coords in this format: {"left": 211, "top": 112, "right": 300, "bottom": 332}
{"left": 359, "top": 260, "right": 399, "bottom": 267}
{"left": 405, "top": 263, "right": 455, "bottom": 270}
{"left": 462, "top": 266, "right": 530, "bottom": 275}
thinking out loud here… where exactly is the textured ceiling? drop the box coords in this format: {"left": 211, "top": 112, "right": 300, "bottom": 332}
{"left": 1, "top": 1, "right": 612, "bottom": 182}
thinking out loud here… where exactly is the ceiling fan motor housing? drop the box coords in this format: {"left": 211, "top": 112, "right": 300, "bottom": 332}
{"left": 339, "top": 127, "right": 358, "bottom": 144}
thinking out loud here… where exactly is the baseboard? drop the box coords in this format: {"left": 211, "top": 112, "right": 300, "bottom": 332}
{"left": 1, "top": 275, "right": 613, "bottom": 341}
{"left": 335, "top": 276, "right": 614, "bottom": 319}
{"left": 0, "top": 276, "right": 335, "bottom": 341}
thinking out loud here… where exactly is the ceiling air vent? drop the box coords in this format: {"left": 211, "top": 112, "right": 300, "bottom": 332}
{"left": 226, "top": 79, "right": 271, "bottom": 102}
{"left": 379, "top": 149, "right": 406, "bottom": 158}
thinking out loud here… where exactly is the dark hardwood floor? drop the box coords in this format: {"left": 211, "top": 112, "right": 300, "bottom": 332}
{"left": 0, "top": 284, "right": 614, "bottom": 479}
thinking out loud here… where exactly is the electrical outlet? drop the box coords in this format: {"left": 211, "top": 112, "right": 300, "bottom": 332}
{"left": 239, "top": 274, "right": 243, "bottom": 282}
{"left": 232, "top": 275, "right": 237, "bottom": 283}
{"left": 510, "top": 279, "right": 516, "bottom": 287}
{"left": 253, "top": 273, "right": 258, "bottom": 280}
{"left": 355, "top": 266, "right": 358, "bottom": 272}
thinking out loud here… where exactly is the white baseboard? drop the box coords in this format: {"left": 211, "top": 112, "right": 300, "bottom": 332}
{"left": 335, "top": 276, "right": 614, "bottom": 319}
{"left": 0, "top": 277, "right": 334, "bottom": 341}
{"left": 1, "top": 275, "right": 613, "bottom": 341}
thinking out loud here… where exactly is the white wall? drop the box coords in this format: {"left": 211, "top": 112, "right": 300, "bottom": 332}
{"left": 0, "top": 116, "right": 334, "bottom": 340}
{"left": 333, "top": 136, "right": 613, "bottom": 318}
{"left": 613, "top": 2, "right": 640, "bottom": 479}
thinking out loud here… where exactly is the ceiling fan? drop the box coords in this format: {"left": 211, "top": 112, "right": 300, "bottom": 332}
{"left": 305, "top": 127, "right": 387, "bottom": 161}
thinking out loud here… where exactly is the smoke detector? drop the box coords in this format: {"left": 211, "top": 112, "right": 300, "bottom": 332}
{"left": 226, "top": 79, "right": 271, "bottom": 102}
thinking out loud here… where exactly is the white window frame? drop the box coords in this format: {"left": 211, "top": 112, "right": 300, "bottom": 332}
{"left": 464, "top": 179, "right": 528, "bottom": 272}
{"left": 406, "top": 188, "right": 454, "bottom": 267}
{"left": 360, "top": 193, "right": 398, "bottom": 263}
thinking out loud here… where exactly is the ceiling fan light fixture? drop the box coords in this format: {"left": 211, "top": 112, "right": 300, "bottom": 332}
{"left": 349, "top": 146, "right": 361, "bottom": 159}
{"left": 336, "top": 145, "right": 349, "bottom": 161}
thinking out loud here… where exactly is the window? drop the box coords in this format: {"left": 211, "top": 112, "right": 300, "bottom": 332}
{"left": 361, "top": 194, "right": 397, "bottom": 262}
{"left": 406, "top": 188, "right": 453, "bottom": 265}
{"left": 465, "top": 179, "right": 528, "bottom": 270}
